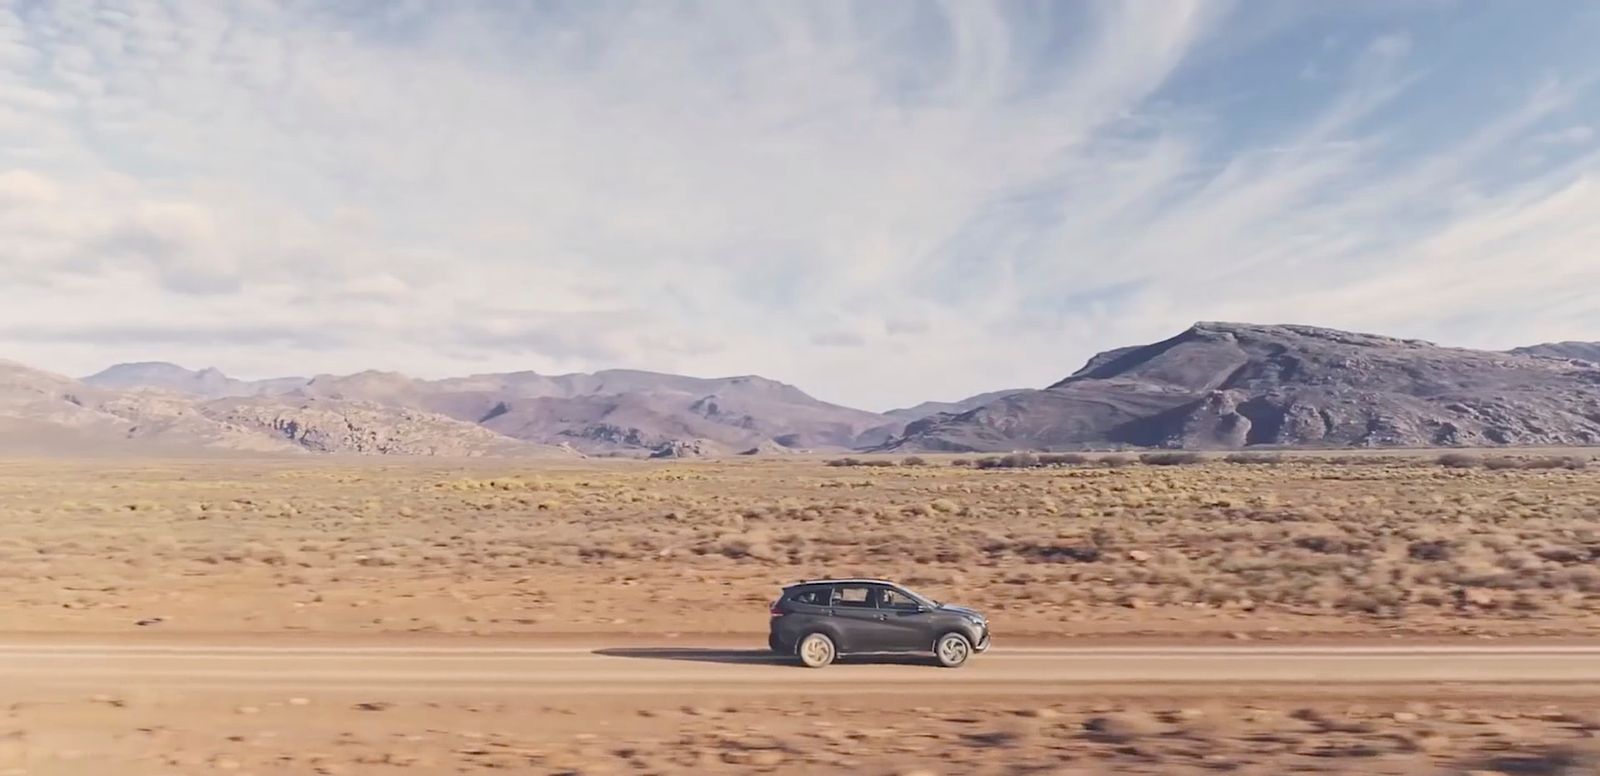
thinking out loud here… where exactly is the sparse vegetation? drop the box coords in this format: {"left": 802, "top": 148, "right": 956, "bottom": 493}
{"left": 1038, "top": 453, "right": 1089, "bottom": 465}
{"left": 1224, "top": 452, "right": 1284, "bottom": 465}
{"left": 1139, "top": 451, "right": 1206, "bottom": 466}
{"left": 900, "top": 456, "right": 928, "bottom": 467}
{"left": 1437, "top": 452, "right": 1480, "bottom": 468}
{"left": 3, "top": 455, "right": 1599, "bottom": 639}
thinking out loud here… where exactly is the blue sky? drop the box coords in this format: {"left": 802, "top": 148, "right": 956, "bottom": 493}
{"left": 1, "top": 1, "right": 1598, "bottom": 410}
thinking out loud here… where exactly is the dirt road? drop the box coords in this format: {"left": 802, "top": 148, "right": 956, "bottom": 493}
{"left": 7, "top": 642, "right": 1600, "bottom": 694}
{"left": 6, "top": 641, "right": 1600, "bottom": 775}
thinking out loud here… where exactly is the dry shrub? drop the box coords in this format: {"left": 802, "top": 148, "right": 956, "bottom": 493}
{"left": 1523, "top": 456, "right": 1589, "bottom": 470}
{"left": 1469, "top": 741, "right": 1600, "bottom": 776}
{"left": 1483, "top": 457, "right": 1523, "bottom": 471}
{"left": 1039, "top": 453, "right": 1089, "bottom": 466}
{"left": 711, "top": 534, "right": 776, "bottom": 562}
{"left": 859, "top": 459, "right": 897, "bottom": 468}
{"left": 974, "top": 454, "right": 1043, "bottom": 469}
{"left": 1437, "top": 453, "right": 1480, "bottom": 469}
{"left": 901, "top": 456, "right": 928, "bottom": 467}
{"left": 1001, "top": 452, "right": 1040, "bottom": 469}
{"left": 1139, "top": 452, "right": 1204, "bottom": 466}
{"left": 1098, "top": 455, "right": 1133, "bottom": 468}
{"left": 1293, "top": 534, "right": 1369, "bottom": 555}
{"left": 1082, "top": 712, "right": 1162, "bottom": 743}
{"left": 825, "top": 458, "right": 861, "bottom": 467}
{"left": 1225, "top": 452, "right": 1283, "bottom": 465}
{"left": 950, "top": 458, "right": 972, "bottom": 467}
{"left": 1407, "top": 540, "right": 1456, "bottom": 562}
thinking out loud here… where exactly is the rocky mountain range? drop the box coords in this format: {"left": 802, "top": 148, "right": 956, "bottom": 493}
{"left": 4, "top": 323, "right": 1597, "bottom": 456}
{"left": 46, "top": 362, "right": 909, "bottom": 457}
{"left": 886, "top": 323, "right": 1600, "bottom": 452}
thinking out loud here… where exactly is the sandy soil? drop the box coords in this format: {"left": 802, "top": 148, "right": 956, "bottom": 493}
{"left": 1, "top": 456, "right": 1596, "bottom": 639}
{"left": 5, "top": 641, "right": 1600, "bottom": 776}
{"left": 3, "top": 456, "right": 1599, "bottom": 774}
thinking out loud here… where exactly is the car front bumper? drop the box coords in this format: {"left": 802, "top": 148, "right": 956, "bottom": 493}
{"left": 974, "top": 629, "right": 991, "bottom": 653}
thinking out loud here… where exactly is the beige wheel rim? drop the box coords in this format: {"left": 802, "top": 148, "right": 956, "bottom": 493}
{"left": 939, "top": 636, "right": 969, "bottom": 665}
{"left": 801, "top": 636, "right": 833, "bottom": 666}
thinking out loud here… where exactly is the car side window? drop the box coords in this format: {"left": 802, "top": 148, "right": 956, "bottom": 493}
{"left": 878, "top": 588, "right": 921, "bottom": 611}
{"left": 789, "top": 587, "right": 829, "bottom": 606}
{"left": 833, "top": 585, "right": 872, "bottom": 608}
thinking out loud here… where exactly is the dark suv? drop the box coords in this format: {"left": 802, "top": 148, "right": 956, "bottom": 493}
{"left": 768, "top": 578, "right": 990, "bottom": 667}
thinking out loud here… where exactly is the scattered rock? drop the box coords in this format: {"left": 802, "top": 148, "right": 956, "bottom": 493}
{"left": 1127, "top": 550, "right": 1153, "bottom": 563}
{"left": 1083, "top": 713, "right": 1160, "bottom": 743}
{"left": 288, "top": 697, "right": 311, "bottom": 707}
{"left": 134, "top": 617, "right": 164, "bottom": 626}
{"left": 352, "top": 702, "right": 391, "bottom": 712}
{"left": 748, "top": 750, "right": 785, "bottom": 767}
{"left": 1405, "top": 730, "right": 1452, "bottom": 753}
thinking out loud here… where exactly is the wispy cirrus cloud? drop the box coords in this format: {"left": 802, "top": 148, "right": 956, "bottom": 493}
{"left": 0, "top": 1, "right": 1597, "bottom": 409}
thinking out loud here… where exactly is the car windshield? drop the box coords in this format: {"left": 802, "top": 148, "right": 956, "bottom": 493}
{"left": 898, "top": 586, "right": 938, "bottom": 607}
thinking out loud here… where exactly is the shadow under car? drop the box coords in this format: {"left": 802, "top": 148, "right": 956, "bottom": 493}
{"left": 591, "top": 647, "right": 938, "bottom": 667}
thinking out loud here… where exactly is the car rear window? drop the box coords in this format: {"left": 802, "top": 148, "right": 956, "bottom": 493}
{"left": 786, "top": 586, "right": 829, "bottom": 605}
{"left": 833, "top": 586, "right": 872, "bottom": 607}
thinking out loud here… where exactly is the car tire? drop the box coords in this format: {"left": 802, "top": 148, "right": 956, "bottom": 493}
{"left": 934, "top": 632, "right": 973, "bottom": 668}
{"left": 797, "top": 633, "right": 836, "bottom": 668}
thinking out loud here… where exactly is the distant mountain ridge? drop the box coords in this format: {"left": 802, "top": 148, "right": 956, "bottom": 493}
{"left": 885, "top": 322, "right": 1600, "bottom": 452}
{"left": 84, "top": 362, "right": 305, "bottom": 398}
{"left": 57, "top": 362, "right": 919, "bottom": 457}
{"left": 5, "top": 324, "right": 1597, "bottom": 457}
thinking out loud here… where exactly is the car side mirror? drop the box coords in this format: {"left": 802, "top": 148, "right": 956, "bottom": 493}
{"left": 914, "top": 605, "right": 930, "bottom": 613}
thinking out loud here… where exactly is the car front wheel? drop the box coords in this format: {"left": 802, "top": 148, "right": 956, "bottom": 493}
{"left": 934, "top": 633, "right": 972, "bottom": 668}
{"left": 797, "top": 633, "right": 836, "bottom": 668}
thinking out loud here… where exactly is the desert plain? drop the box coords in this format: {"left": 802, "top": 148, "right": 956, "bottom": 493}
{"left": 3, "top": 453, "right": 1600, "bottom": 775}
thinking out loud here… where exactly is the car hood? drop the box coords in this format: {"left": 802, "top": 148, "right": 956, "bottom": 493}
{"left": 937, "top": 604, "right": 985, "bottom": 620}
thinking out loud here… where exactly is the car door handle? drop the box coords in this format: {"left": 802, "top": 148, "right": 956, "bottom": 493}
{"left": 875, "top": 614, "right": 887, "bottom": 621}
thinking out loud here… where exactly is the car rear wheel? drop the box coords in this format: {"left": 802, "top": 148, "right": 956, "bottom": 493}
{"left": 797, "top": 633, "right": 836, "bottom": 668}
{"left": 934, "top": 633, "right": 972, "bottom": 668}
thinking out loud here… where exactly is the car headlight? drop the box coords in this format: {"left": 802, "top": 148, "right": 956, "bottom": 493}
{"left": 967, "top": 614, "right": 984, "bottom": 626}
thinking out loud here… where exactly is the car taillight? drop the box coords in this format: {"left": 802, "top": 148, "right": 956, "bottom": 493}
{"left": 769, "top": 600, "right": 783, "bottom": 617}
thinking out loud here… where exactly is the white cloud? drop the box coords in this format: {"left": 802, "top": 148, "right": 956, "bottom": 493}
{"left": 1537, "top": 125, "right": 1595, "bottom": 145}
{"left": 0, "top": 1, "right": 1597, "bottom": 409}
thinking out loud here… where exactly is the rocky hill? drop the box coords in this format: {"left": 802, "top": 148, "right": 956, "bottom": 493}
{"left": 887, "top": 323, "right": 1600, "bottom": 451}
{"left": 205, "top": 397, "right": 544, "bottom": 456}
{"left": 1511, "top": 342, "right": 1600, "bottom": 363}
